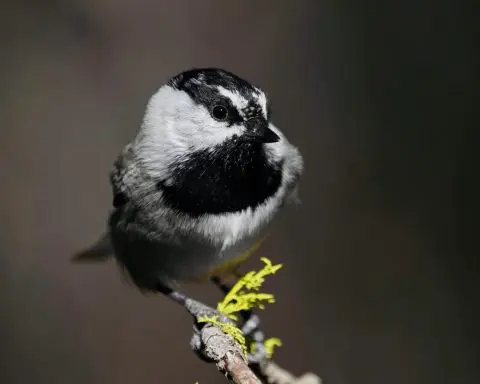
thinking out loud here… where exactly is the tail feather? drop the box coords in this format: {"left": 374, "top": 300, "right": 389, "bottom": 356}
{"left": 72, "top": 233, "right": 113, "bottom": 262}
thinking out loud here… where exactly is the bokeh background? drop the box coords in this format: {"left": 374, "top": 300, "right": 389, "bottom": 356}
{"left": 0, "top": 1, "right": 476, "bottom": 383}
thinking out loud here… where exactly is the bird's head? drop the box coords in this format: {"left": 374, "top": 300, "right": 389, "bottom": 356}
{"left": 134, "top": 68, "right": 284, "bottom": 169}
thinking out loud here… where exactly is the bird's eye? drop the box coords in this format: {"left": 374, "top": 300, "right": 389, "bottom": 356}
{"left": 212, "top": 105, "right": 228, "bottom": 121}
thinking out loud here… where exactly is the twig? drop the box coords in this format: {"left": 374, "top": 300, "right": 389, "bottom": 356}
{"left": 185, "top": 299, "right": 321, "bottom": 384}
{"left": 252, "top": 361, "right": 321, "bottom": 384}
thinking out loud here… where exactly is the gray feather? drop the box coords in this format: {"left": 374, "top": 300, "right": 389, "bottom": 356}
{"left": 72, "top": 233, "right": 113, "bottom": 262}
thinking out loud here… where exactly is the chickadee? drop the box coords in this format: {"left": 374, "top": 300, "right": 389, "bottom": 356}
{"left": 74, "top": 68, "right": 303, "bottom": 304}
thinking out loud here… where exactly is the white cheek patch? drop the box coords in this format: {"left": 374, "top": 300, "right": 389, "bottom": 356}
{"left": 174, "top": 106, "right": 244, "bottom": 152}
{"left": 190, "top": 103, "right": 245, "bottom": 147}
{"left": 138, "top": 85, "right": 245, "bottom": 172}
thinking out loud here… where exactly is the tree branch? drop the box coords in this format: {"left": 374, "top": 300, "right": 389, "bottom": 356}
{"left": 185, "top": 299, "right": 321, "bottom": 384}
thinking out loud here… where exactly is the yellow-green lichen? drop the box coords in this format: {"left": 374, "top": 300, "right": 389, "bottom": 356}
{"left": 199, "top": 257, "right": 284, "bottom": 359}
{"left": 197, "top": 314, "right": 247, "bottom": 355}
{"left": 264, "top": 337, "right": 283, "bottom": 359}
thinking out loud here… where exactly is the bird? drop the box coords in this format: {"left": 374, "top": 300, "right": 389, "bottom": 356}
{"left": 74, "top": 67, "right": 304, "bottom": 312}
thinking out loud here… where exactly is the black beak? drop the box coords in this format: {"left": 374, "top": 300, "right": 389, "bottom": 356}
{"left": 245, "top": 119, "right": 280, "bottom": 143}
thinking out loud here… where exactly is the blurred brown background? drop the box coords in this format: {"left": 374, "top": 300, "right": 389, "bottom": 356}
{"left": 0, "top": 1, "right": 476, "bottom": 383}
